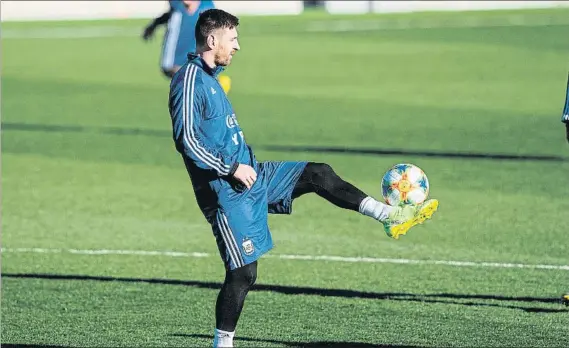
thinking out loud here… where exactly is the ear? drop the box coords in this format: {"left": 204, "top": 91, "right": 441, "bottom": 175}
{"left": 206, "top": 34, "right": 216, "bottom": 49}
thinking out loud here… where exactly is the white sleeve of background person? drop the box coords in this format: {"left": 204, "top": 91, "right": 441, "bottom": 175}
{"left": 160, "top": 11, "right": 182, "bottom": 71}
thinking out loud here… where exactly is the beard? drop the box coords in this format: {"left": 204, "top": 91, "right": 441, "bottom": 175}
{"left": 214, "top": 49, "right": 233, "bottom": 67}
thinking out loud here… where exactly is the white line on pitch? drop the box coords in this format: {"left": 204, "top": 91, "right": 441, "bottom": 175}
{"left": 305, "top": 14, "right": 569, "bottom": 32}
{"left": 2, "top": 247, "right": 568, "bottom": 271}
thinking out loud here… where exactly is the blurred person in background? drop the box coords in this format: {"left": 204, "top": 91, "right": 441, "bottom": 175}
{"left": 142, "top": 1, "right": 232, "bottom": 94}
{"left": 142, "top": 3, "right": 173, "bottom": 42}
{"left": 562, "top": 73, "right": 569, "bottom": 143}
{"left": 561, "top": 73, "right": 568, "bottom": 307}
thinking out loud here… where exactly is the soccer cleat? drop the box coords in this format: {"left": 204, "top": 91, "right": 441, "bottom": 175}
{"left": 383, "top": 199, "right": 439, "bottom": 239}
{"left": 562, "top": 293, "right": 569, "bottom": 306}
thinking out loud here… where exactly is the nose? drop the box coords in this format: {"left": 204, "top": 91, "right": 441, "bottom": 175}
{"left": 234, "top": 40, "right": 240, "bottom": 52}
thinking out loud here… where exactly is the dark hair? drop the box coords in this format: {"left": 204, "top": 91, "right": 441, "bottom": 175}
{"left": 195, "top": 9, "right": 239, "bottom": 47}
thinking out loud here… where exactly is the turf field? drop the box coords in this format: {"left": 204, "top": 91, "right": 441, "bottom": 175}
{"left": 2, "top": 7, "right": 569, "bottom": 347}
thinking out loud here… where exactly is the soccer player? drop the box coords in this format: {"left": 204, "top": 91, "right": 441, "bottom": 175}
{"left": 143, "top": 1, "right": 232, "bottom": 92}
{"left": 160, "top": 0, "right": 214, "bottom": 78}
{"left": 168, "top": 9, "right": 439, "bottom": 348}
{"left": 562, "top": 73, "right": 569, "bottom": 143}
{"left": 561, "top": 74, "right": 568, "bottom": 306}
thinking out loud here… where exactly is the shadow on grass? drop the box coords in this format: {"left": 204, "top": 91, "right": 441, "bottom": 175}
{"left": 2, "top": 345, "right": 67, "bottom": 348}
{"left": 172, "top": 333, "right": 424, "bottom": 347}
{"left": 0, "top": 336, "right": 424, "bottom": 348}
{"left": 3, "top": 273, "right": 567, "bottom": 314}
{"left": 3, "top": 122, "right": 566, "bottom": 162}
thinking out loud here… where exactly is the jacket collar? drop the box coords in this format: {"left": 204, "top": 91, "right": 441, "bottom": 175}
{"left": 187, "top": 53, "right": 224, "bottom": 77}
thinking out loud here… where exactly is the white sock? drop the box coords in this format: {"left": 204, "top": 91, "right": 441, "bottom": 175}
{"left": 359, "top": 196, "right": 393, "bottom": 222}
{"left": 213, "top": 328, "right": 235, "bottom": 348}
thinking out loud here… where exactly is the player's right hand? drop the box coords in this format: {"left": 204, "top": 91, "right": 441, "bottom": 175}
{"left": 142, "top": 25, "right": 155, "bottom": 41}
{"left": 233, "top": 164, "right": 257, "bottom": 189}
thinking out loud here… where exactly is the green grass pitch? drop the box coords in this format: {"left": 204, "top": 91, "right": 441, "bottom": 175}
{"left": 2, "top": 8, "right": 569, "bottom": 347}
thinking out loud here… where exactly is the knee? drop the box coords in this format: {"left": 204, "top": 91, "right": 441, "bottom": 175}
{"left": 161, "top": 67, "right": 174, "bottom": 78}
{"left": 305, "top": 162, "right": 335, "bottom": 183}
{"left": 241, "top": 263, "right": 257, "bottom": 287}
{"left": 228, "top": 261, "right": 257, "bottom": 287}
{"left": 161, "top": 65, "right": 180, "bottom": 79}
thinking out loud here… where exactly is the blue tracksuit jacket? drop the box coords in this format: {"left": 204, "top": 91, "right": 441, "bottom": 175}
{"left": 168, "top": 54, "right": 257, "bottom": 218}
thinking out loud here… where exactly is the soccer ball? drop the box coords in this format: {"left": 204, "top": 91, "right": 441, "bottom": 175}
{"left": 218, "top": 74, "right": 232, "bottom": 94}
{"left": 381, "top": 163, "right": 430, "bottom": 206}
